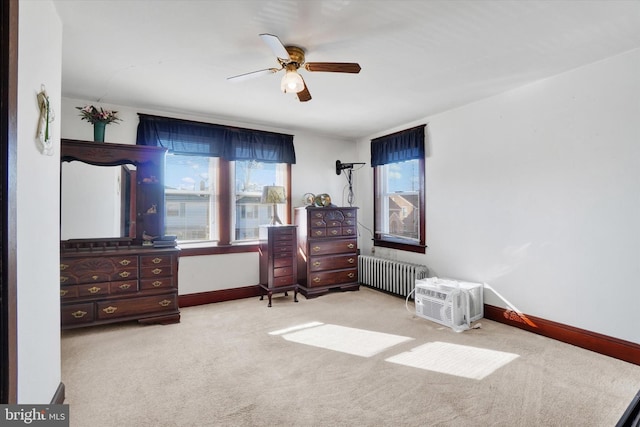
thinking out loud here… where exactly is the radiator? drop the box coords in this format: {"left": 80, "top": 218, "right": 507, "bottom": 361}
{"left": 358, "top": 255, "right": 429, "bottom": 297}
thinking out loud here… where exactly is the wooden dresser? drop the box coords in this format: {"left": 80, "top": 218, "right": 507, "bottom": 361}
{"left": 295, "top": 206, "right": 359, "bottom": 297}
{"left": 60, "top": 246, "right": 180, "bottom": 329}
{"left": 258, "top": 225, "right": 298, "bottom": 306}
{"left": 60, "top": 139, "right": 179, "bottom": 329}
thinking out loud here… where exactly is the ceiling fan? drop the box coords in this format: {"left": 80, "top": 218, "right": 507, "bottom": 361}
{"left": 227, "top": 34, "right": 361, "bottom": 102}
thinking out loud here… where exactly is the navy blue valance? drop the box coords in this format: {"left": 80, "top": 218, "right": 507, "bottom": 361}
{"left": 136, "top": 114, "right": 296, "bottom": 164}
{"left": 370, "top": 124, "right": 425, "bottom": 167}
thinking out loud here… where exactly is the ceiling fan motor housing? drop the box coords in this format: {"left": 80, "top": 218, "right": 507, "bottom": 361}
{"left": 282, "top": 46, "right": 305, "bottom": 67}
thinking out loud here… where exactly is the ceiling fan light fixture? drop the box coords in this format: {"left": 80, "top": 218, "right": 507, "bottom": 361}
{"left": 280, "top": 67, "right": 304, "bottom": 93}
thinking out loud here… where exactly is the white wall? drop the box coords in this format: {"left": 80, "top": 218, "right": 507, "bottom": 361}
{"left": 356, "top": 49, "right": 640, "bottom": 344}
{"left": 17, "top": 0, "right": 62, "bottom": 403}
{"left": 60, "top": 98, "right": 357, "bottom": 294}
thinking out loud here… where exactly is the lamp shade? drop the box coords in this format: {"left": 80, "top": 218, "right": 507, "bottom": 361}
{"left": 261, "top": 186, "right": 286, "bottom": 204}
{"left": 280, "top": 67, "right": 305, "bottom": 93}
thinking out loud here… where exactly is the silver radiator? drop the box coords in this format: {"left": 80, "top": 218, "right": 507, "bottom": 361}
{"left": 358, "top": 255, "right": 429, "bottom": 297}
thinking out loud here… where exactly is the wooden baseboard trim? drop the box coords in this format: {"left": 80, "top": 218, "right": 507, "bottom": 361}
{"left": 178, "top": 286, "right": 262, "bottom": 307}
{"left": 484, "top": 304, "right": 640, "bottom": 366}
{"left": 51, "top": 382, "right": 65, "bottom": 404}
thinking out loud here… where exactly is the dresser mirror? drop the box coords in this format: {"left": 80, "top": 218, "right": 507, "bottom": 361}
{"left": 60, "top": 139, "right": 167, "bottom": 248}
{"left": 61, "top": 161, "right": 136, "bottom": 240}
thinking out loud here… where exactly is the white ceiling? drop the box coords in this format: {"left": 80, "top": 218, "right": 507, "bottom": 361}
{"left": 53, "top": 0, "right": 640, "bottom": 140}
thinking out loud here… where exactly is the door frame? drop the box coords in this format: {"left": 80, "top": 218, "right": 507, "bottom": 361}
{"left": 1, "top": 0, "right": 18, "bottom": 404}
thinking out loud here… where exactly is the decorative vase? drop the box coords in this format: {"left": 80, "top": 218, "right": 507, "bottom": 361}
{"left": 93, "top": 121, "right": 106, "bottom": 142}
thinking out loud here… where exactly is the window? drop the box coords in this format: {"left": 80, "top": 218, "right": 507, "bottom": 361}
{"left": 232, "top": 160, "right": 288, "bottom": 242}
{"left": 165, "top": 155, "right": 218, "bottom": 243}
{"left": 164, "top": 155, "right": 290, "bottom": 244}
{"left": 136, "top": 114, "right": 295, "bottom": 250}
{"left": 372, "top": 125, "right": 426, "bottom": 253}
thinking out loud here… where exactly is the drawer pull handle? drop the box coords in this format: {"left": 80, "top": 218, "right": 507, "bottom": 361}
{"left": 345, "top": 229, "right": 353, "bottom": 234}
{"left": 314, "top": 213, "right": 323, "bottom": 218}
{"left": 152, "top": 257, "right": 162, "bottom": 264}
{"left": 119, "top": 259, "right": 131, "bottom": 266}
{"left": 331, "top": 230, "right": 338, "bottom": 235}
{"left": 119, "top": 284, "right": 131, "bottom": 290}
{"left": 102, "top": 306, "right": 118, "bottom": 314}
{"left": 60, "top": 276, "right": 68, "bottom": 283}
{"left": 152, "top": 268, "right": 162, "bottom": 275}
{"left": 159, "top": 299, "right": 172, "bottom": 307}
{"left": 88, "top": 286, "right": 101, "bottom": 294}
{"left": 312, "top": 246, "right": 321, "bottom": 252}
{"left": 60, "top": 289, "right": 68, "bottom": 297}
{"left": 347, "top": 243, "right": 354, "bottom": 249}
{"left": 315, "top": 222, "right": 323, "bottom": 226}
{"left": 348, "top": 273, "right": 355, "bottom": 278}
{"left": 119, "top": 271, "right": 131, "bottom": 278}
{"left": 92, "top": 275, "right": 99, "bottom": 281}
{"left": 60, "top": 263, "right": 69, "bottom": 271}
{"left": 348, "top": 258, "right": 355, "bottom": 264}
{"left": 313, "top": 261, "right": 321, "bottom": 267}
{"left": 313, "top": 277, "right": 321, "bottom": 283}
{"left": 71, "top": 310, "right": 87, "bottom": 319}
{"left": 315, "top": 231, "right": 323, "bottom": 236}
{"left": 152, "top": 281, "right": 162, "bottom": 287}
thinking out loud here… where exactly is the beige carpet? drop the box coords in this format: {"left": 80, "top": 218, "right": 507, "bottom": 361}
{"left": 61, "top": 287, "right": 640, "bottom": 426}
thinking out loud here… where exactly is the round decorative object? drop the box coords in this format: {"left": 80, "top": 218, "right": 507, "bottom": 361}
{"left": 314, "top": 193, "right": 332, "bottom": 207}
{"left": 303, "top": 193, "right": 315, "bottom": 206}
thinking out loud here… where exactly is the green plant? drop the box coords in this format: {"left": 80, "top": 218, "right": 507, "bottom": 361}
{"left": 76, "top": 105, "right": 122, "bottom": 124}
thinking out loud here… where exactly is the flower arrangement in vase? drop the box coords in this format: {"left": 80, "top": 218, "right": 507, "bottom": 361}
{"left": 76, "top": 105, "right": 122, "bottom": 142}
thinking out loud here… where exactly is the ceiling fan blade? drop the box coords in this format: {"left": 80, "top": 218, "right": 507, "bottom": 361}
{"left": 227, "top": 68, "right": 280, "bottom": 83}
{"left": 259, "top": 33, "right": 290, "bottom": 60}
{"left": 296, "top": 75, "right": 311, "bottom": 102}
{"left": 304, "top": 62, "right": 361, "bottom": 73}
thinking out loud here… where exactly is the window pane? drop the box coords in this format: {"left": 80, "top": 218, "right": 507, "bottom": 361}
{"left": 376, "top": 159, "right": 420, "bottom": 241}
{"left": 165, "top": 155, "right": 218, "bottom": 242}
{"left": 233, "top": 161, "right": 286, "bottom": 242}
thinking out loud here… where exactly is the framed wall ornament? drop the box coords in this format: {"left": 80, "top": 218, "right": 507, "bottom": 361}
{"left": 36, "top": 85, "right": 54, "bottom": 156}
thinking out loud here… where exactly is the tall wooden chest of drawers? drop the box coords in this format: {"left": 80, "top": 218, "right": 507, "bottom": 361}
{"left": 258, "top": 225, "right": 298, "bottom": 306}
{"left": 60, "top": 247, "right": 180, "bottom": 328}
{"left": 295, "top": 206, "right": 359, "bottom": 297}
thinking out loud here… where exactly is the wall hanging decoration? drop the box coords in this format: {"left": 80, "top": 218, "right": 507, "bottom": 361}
{"left": 36, "top": 85, "right": 54, "bottom": 156}
{"left": 76, "top": 104, "right": 122, "bottom": 142}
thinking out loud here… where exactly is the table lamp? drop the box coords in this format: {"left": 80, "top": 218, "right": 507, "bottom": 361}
{"left": 261, "top": 185, "right": 286, "bottom": 225}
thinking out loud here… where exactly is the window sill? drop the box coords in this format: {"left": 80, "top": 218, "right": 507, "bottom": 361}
{"left": 374, "top": 238, "right": 426, "bottom": 254}
{"left": 178, "top": 242, "right": 259, "bottom": 257}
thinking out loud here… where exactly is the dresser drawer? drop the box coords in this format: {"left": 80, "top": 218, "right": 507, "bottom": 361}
{"left": 309, "top": 254, "right": 357, "bottom": 272}
{"left": 110, "top": 280, "right": 139, "bottom": 294}
{"left": 309, "top": 239, "right": 357, "bottom": 256}
{"left": 273, "top": 244, "right": 293, "bottom": 255}
{"left": 61, "top": 303, "right": 95, "bottom": 325}
{"left": 97, "top": 294, "right": 177, "bottom": 320}
{"left": 140, "top": 277, "right": 174, "bottom": 290}
{"left": 110, "top": 267, "right": 138, "bottom": 281}
{"left": 78, "top": 282, "right": 109, "bottom": 297}
{"left": 308, "top": 268, "right": 358, "bottom": 288}
{"left": 140, "top": 254, "right": 172, "bottom": 268}
{"left": 272, "top": 228, "right": 295, "bottom": 239}
{"left": 274, "top": 266, "right": 294, "bottom": 278}
{"left": 60, "top": 286, "right": 78, "bottom": 299}
{"left": 141, "top": 265, "right": 172, "bottom": 278}
{"left": 273, "top": 275, "right": 296, "bottom": 287}
{"left": 274, "top": 257, "right": 293, "bottom": 268}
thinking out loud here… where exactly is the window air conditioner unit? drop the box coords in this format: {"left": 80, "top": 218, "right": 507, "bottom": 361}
{"left": 414, "top": 278, "right": 484, "bottom": 332}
